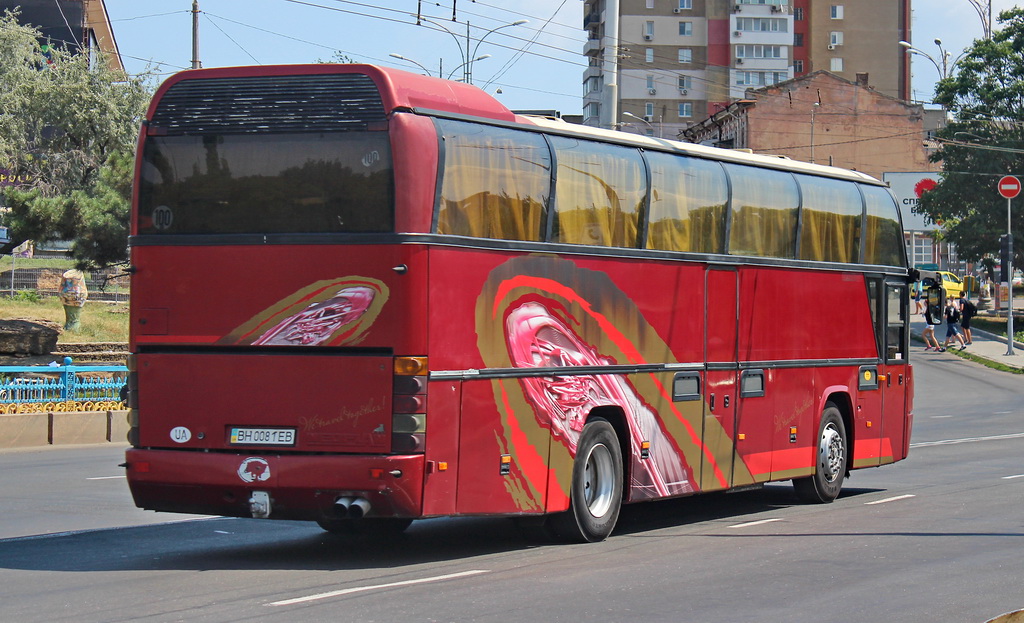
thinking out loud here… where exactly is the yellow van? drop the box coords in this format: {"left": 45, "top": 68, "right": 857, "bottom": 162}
{"left": 935, "top": 271, "right": 964, "bottom": 299}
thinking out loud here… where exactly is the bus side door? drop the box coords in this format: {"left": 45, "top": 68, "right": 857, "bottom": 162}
{"left": 880, "top": 281, "right": 910, "bottom": 463}
{"left": 702, "top": 267, "right": 738, "bottom": 492}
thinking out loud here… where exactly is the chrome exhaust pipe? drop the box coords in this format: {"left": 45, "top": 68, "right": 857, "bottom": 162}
{"left": 348, "top": 497, "right": 371, "bottom": 519}
{"left": 334, "top": 496, "right": 353, "bottom": 517}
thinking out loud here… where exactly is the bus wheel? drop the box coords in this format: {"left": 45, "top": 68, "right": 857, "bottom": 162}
{"left": 316, "top": 517, "right": 413, "bottom": 536}
{"left": 550, "top": 418, "right": 623, "bottom": 542}
{"left": 793, "top": 404, "right": 847, "bottom": 503}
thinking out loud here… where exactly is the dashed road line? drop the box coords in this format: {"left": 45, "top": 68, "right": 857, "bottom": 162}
{"left": 865, "top": 494, "right": 915, "bottom": 505}
{"left": 267, "top": 570, "right": 491, "bottom": 607}
{"left": 728, "top": 518, "right": 784, "bottom": 529}
{"left": 911, "top": 432, "right": 1024, "bottom": 448}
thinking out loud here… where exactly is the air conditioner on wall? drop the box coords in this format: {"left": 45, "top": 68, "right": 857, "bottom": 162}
{"left": 827, "top": 44, "right": 836, "bottom": 50}
{"left": 679, "top": 88, "right": 688, "bottom": 95}
{"left": 736, "top": 58, "right": 744, "bottom": 64}
{"left": 771, "top": 5, "right": 780, "bottom": 12}
{"left": 734, "top": 31, "right": 742, "bottom": 36}
{"left": 643, "top": 115, "right": 653, "bottom": 122}
{"left": 673, "top": 7, "right": 683, "bottom": 13}
{"left": 649, "top": 88, "right": 657, "bottom": 94}
{"left": 644, "top": 34, "right": 653, "bottom": 41}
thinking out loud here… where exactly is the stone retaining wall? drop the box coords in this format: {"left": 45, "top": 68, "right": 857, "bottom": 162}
{"left": 0, "top": 410, "right": 129, "bottom": 449}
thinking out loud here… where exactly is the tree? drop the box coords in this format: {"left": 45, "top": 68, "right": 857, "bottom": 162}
{"left": 0, "top": 10, "right": 152, "bottom": 268}
{"left": 918, "top": 8, "right": 1024, "bottom": 271}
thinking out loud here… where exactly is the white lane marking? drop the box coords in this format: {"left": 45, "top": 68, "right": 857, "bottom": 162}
{"left": 865, "top": 494, "right": 915, "bottom": 505}
{"left": 728, "top": 518, "right": 783, "bottom": 529}
{"left": 911, "top": 432, "right": 1024, "bottom": 448}
{"left": 1002, "top": 474, "right": 1024, "bottom": 480}
{"left": 0, "top": 516, "right": 223, "bottom": 543}
{"left": 931, "top": 415, "right": 953, "bottom": 419}
{"left": 267, "top": 570, "right": 491, "bottom": 607}
{"left": 86, "top": 476, "right": 125, "bottom": 480}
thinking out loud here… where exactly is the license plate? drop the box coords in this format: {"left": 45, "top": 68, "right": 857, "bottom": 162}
{"left": 229, "top": 427, "right": 297, "bottom": 446}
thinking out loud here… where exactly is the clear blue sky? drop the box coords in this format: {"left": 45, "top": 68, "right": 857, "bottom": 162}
{"left": 103, "top": 0, "right": 1015, "bottom": 115}
{"left": 103, "top": 0, "right": 587, "bottom": 114}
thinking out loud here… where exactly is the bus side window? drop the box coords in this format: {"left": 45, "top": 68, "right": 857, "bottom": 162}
{"left": 672, "top": 371, "right": 702, "bottom": 401}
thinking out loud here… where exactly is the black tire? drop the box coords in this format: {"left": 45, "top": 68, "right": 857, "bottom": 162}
{"left": 316, "top": 517, "right": 413, "bottom": 536}
{"left": 548, "top": 418, "right": 624, "bottom": 542}
{"left": 793, "top": 404, "right": 847, "bottom": 503}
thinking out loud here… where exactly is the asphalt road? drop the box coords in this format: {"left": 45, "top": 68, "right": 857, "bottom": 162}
{"left": 0, "top": 351, "right": 1021, "bottom": 623}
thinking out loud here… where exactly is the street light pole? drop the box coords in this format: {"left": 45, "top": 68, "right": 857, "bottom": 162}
{"left": 622, "top": 111, "right": 654, "bottom": 136}
{"left": 416, "top": 17, "right": 526, "bottom": 85}
{"left": 388, "top": 53, "right": 433, "bottom": 76}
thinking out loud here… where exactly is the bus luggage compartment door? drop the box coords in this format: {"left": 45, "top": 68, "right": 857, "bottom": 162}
{"left": 134, "top": 352, "right": 393, "bottom": 453}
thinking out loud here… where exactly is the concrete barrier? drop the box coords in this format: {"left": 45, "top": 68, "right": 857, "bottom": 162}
{"left": 0, "top": 410, "right": 129, "bottom": 449}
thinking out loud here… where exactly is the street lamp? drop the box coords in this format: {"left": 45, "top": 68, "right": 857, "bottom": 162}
{"left": 622, "top": 111, "right": 655, "bottom": 136}
{"left": 447, "top": 54, "right": 491, "bottom": 81}
{"left": 389, "top": 53, "right": 433, "bottom": 77}
{"left": 417, "top": 16, "right": 527, "bottom": 84}
{"left": 899, "top": 40, "right": 945, "bottom": 80}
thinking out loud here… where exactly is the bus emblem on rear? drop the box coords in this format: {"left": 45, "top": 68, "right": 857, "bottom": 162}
{"left": 237, "top": 457, "right": 271, "bottom": 483}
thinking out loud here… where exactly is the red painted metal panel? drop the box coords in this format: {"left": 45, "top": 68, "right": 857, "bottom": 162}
{"left": 129, "top": 244, "right": 424, "bottom": 352}
{"left": 126, "top": 448, "right": 424, "bottom": 519}
{"left": 136, "top": 352, "right": 393, "bottom": 453}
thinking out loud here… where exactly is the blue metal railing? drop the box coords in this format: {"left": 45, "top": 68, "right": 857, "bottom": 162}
{"left": 0, "top": 357, "right": 127, "bottom": 412}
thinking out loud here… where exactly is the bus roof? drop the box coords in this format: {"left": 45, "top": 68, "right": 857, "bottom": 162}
{"left": 148, "top": 63, "right": 882, "bottom": 186}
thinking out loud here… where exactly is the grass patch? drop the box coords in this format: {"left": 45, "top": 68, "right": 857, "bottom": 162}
{"left": 0, "top": 294, "right": 128, "bottom": 343}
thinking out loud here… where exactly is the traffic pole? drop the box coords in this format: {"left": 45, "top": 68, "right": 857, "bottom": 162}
{"left": 997, "top": 176, "right": 1019, "bottom": 356}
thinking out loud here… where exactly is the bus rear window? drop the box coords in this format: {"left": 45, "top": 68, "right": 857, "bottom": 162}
{"left": 137, "top": 132, "right": 393, "bottom": 235}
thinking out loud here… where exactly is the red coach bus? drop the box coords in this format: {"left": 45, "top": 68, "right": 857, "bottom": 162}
{"left": 124, "top": 64, "right": 916, "bottom": 542}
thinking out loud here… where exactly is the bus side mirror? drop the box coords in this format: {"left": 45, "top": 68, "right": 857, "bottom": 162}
{"left": 926, "top": 285, "right": 945, "bottom": 323}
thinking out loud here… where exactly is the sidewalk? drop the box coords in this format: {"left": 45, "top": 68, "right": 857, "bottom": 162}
{"left": 909, "top": 312, "right": 1024, "bottom": 372}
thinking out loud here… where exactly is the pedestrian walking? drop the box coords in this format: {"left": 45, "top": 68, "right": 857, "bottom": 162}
{"left": 914, "top": 284, "right": 924, "bottom": 315}
{"left": 922, "top": 301, "right": 942, "bottom": 351}
{"left": 942, "top": 296, "right": 967, "bottom": 351}
{"left": 958, "top": 291, "right": 977, "bottom": 345}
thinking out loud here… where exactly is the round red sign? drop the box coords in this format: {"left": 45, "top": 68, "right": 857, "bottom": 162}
{"left": 998, "top": 175, "right": 1021, "bottom": 199}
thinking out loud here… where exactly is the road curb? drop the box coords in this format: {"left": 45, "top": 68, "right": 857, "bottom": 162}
{"left": 0, "top": 410, "right": 129, "bottom": 449}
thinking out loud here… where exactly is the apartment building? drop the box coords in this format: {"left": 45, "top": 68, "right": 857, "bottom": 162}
{"left": 583, "top": 0, "right": 910, "bottom": 138}
{"left": 0, "top": 0, "right": 121, "bottom": 72}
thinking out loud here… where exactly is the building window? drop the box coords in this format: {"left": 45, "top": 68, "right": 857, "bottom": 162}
{"left": 794, "top": 59, "right": 804, "bottom": 73}
{"left": 584, "top": 75, "right": 603, "bottom": 95}
{"left": 678, "top": 75, "right": 692, "bottom": 90}
{"left": 735, "top": 18, "right": 788, "bottom": 33}
{"left": 794, "top": 33, "right": 803, "bottom": 47}
{"left": 831, "top": 57, "right": 844, "bottom": 71}
{"left": 830, "top": 31, "right": 844, "bottom": 46}
{"left": 735, "top": 71, "right": 788, "bottom": 86}
{"left": 645, "top": 103, "right": 655, "bottom": 120}
{"left": 794, "top": 7, "right": 804, "bottom": 20}
{"left": 678, "top": 48, "right": 692, "bottom": 63}
{"left": 585, "top": 102, "right": 600, "bottom": 120}
{"left": 646, "top": 74, "right": 655, "bottom": 89}
{"left": 677, "top": 0, "right": 693, "bottom": 8}
{"left": 831, "top": 5, "right": 844, "bottom": 19}
{"left": 678, "top": 102, "right": 693, "bottom": 118}
{"left": 646, "top": 0, "right": 654, "bottom": 8}
{"left": 679, "top": 21, "right": 693, "bottom": 36}
{"left": 646, "top": 48, "right": 654, "bottom": 62}
{"left": 736, "top": 44, "right": 783, "bottom": 59}
{"left": 645, "top": 21, "right": 655, "bottom": 39}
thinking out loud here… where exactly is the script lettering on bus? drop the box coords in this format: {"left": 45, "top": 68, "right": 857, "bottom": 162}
{"left": 299, "top": 397, "right": 385, "bottom": 432}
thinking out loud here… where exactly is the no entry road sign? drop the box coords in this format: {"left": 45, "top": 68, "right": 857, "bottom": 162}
{"left": 998, "top": 175, "right": 1021, "bottom": 199}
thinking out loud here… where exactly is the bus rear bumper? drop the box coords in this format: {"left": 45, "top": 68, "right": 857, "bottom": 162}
{"left": 125, "top": 448, "right": 425, "bottom": 521}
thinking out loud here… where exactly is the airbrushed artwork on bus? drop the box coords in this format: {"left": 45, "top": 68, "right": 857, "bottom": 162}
{"left": 219, "top": 276, "right": 389, "bottom": 346}
{"left": 476, "top": 255, "right": 749, "bottom": 509}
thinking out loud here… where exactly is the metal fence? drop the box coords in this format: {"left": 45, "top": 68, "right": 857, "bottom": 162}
{"left": 0, "top": 256, "right": 129, "bottom": 302}
{"left": 0, "top": 358, "right": 127, "bottom": 413}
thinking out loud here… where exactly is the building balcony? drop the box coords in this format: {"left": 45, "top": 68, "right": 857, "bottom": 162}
{"left": 584, "top": 38, "right": 602, "bottom": 56}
